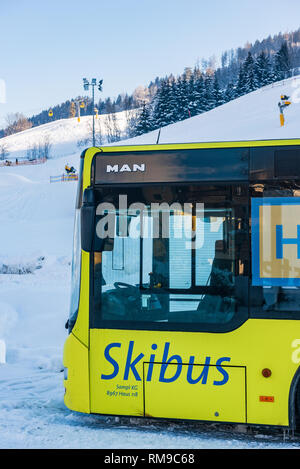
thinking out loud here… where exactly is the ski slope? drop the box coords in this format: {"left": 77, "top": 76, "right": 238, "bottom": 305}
{"left": 2, "top": 76, "right": 300, "bottom": 162}
{"left": 1, "top": 78, "right": 300, "bottom": 449}
{"left": 115, "top": 76, "right": 300, "bottom": 146}
{"left": 0, "top": 111, "right": 130, "bottom": 161}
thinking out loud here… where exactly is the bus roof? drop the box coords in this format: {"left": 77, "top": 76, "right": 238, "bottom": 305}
{"left": 96, "top": 139, "right": 300, "bottom": 153}
{"left": 86, "top": 140, "right": 300, "bottom": 185}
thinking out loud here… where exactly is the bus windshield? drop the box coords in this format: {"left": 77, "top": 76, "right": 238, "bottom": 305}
{"left": 92, "top": 184, "right": 249, "bottom": 331}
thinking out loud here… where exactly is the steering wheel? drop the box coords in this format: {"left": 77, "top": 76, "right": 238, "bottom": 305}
{"left": 114, "top": 282, "right": 138, "bottom": 295}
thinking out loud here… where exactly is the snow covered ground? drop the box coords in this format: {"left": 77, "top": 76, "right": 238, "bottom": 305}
{"left": 1, "top": 78, "right": 300, "bottom": 449}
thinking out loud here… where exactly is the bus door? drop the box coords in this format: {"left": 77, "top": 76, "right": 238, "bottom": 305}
{"left": 89, "top": 184, "right": 248, "bottom": 422}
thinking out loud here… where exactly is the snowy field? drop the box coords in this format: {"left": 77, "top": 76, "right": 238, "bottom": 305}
{"left": 1, "top": 78, "right": 300, "bottom": 449}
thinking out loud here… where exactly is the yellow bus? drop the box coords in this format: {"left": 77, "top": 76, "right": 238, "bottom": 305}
{"left": 63, "top": 140, "right": 300, "bottom": 432}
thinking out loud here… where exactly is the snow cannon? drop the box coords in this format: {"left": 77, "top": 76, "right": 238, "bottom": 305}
{"left": 65, "top": 164, "right": 77, "bottom": 175}
{"left": 278, "top": 95, "right": 291, "bottom": 127}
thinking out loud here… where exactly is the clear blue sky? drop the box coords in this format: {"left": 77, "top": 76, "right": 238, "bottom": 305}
{"left": 1, "top": 0, "right": 300, "bottom": 127}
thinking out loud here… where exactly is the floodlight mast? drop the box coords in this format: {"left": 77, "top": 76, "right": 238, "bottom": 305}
{"left": 82, "top": 78, "right": 103, "bottom": 146}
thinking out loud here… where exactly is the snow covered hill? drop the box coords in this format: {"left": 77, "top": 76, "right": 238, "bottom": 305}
{"left": 114, "top": 76, "right": 300, "bottom": 145}
{"left": 1, "top": 76, "right": 300, "bottom": 164}
{"left": 1, "top": 77, "right": 300, "bottom": 448}
{"left": 0, "top": 110, "right": 131, "bottom": 161}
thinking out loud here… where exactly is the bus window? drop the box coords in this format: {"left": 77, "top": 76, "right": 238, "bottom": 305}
{"left": 92, "top": 184, "right": 249, "bottom": 331}
{"left": 68, "top": 209, "right": 81, "bottom": 331}
{"left": 250, "top": 182, "right": 300, "bottom": 317}
{"left": 67, "top": 157, "right": 84, "bottom": 332}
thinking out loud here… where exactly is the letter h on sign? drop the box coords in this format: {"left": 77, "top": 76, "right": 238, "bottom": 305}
{"left": 276, "top": 225, "right": 300, "bottom": 259}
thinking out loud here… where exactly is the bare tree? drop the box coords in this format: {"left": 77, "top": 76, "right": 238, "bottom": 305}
{"left": 25, "top": 136, "right": 51, "bottom": 161}
{"left": 4, "top": 113, "right": 32, "bottom": 136}
{"left": 124, "top": 108, "right": 139, "bottom": 139}
{"left": 92, "top": 119, "right": 104, "bottom": 146}
{"left": 77, "top": 118, "right": 104, "bottom": 148}
{"left": 132, "top": 86, "right": 150, "bottom": 106}
{"left": 30, "top": 145, "right": 38, "bottom": 160}
{"left": 0, "top": 143, "right": 9, "bottom": 160}
{"left": 42, "top": 135, "right": 52, "bottom": 159}
{"left": 26, "top": 147, "right": 32, "bottom": 160}
{"left": 77, "top": 137, "right": 91, "bottom": 149}
{"left": 104, "top": 113, "right": 121, "bottom": 143}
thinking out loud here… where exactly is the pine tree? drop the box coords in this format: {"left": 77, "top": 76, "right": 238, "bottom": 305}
{"left": 274, "top": 41, "right": 292, "bottom": 80}
{"left": 213, "top": 75, "right": 225, "bottom": 107}
{"left": 168, "top": 77, "right": 181, "bottom": 123}
{"left": 236, "top": 64, "right": 247, "bottom": 97}
{"left": 243, "top": 52, "right": 256, "bottom": 93}
{"left": 254, "top": 51, "right": 273, "bottom": 87}
{"left": 134, "top": 102, "right": 153, "bottom": 136}
{"left": 152, "top": 79, "right": 173, "bottom": 128}
{"left": 186, "top": 72, "right": 197, "bottom": 117}
{"left": 193, "top": 74, "right": 207, "bottom": 114}
{"left": 224, "top": 82, "right": 236, "bottom": 103}
{"left": 176, "top": 75, "right": 190, "bottom": 120}
{"left": 204, "top": 74, "right": 215, "bottom": 111}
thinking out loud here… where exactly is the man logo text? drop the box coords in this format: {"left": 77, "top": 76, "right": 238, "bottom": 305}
{"left": 106, "top": 163, "right": 145, "bottom": 173}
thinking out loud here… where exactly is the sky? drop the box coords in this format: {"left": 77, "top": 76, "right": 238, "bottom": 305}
{"left": 0, "top": 0, "right": 300, "bottom": 127}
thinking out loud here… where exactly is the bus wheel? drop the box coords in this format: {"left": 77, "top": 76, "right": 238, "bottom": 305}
{"left": 295, "top": 384, "right": 300, "bottom": 434}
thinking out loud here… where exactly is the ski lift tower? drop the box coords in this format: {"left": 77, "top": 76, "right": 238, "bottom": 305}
{"left": 82, "top": 78, "right": 103, "bottom": 146}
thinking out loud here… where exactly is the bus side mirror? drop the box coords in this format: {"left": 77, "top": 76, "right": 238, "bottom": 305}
{"left": 81, "top": 187, "right": 96, "bottom": 252}
{"left": 81, "top": 188, "right": 114, "bottom": 252}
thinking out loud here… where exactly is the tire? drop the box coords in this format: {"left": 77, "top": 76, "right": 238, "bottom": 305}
{"left": 295, "top": 384, "right": 300, "bottom": 433}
